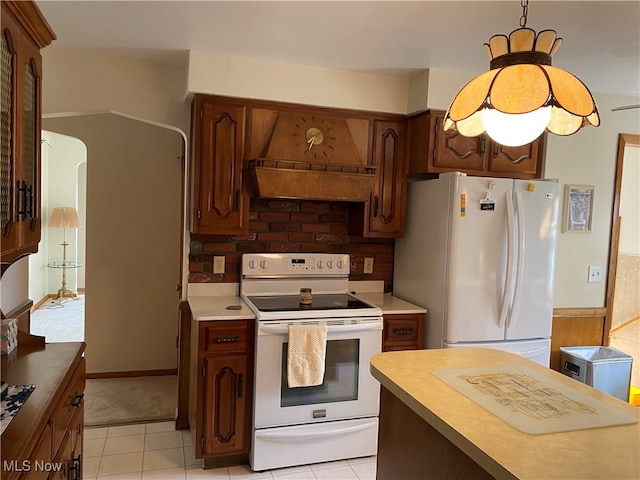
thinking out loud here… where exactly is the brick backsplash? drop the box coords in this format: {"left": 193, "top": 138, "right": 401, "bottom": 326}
{"left": 189, "top": 198, "right": 395, "bottom": 292}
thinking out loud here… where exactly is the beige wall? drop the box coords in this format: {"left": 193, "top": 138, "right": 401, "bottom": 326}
{"left": 187, "top": 50, "right": 412, "bottom": 114}
{"left": 544, "top": 95, "right": 639, "bottom": 307}
{"left": 42, "top": 113, "right": 183, "bottom": 374}
{"left": 42, "top": 49, "right": 191, "bottom": 134}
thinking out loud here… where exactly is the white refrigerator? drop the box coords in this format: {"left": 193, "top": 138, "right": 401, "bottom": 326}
{"left": 393, "top": 172, "right": 560, "bottom": 366}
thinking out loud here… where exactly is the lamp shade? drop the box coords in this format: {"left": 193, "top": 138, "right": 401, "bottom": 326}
{"left": 443, "top": 28, "right": 600, "bottom": 147}
{"left": 48, "top": 207, "right": 81, "bottom": 229}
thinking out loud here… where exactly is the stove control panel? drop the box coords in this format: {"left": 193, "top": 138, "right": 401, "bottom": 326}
{"left": 242, "top": 253, "right": 350, "bottom": 276}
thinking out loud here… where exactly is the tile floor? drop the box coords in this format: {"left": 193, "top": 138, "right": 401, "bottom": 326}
{"left": 83, "top": 421, "right": 377, "bottom": 479}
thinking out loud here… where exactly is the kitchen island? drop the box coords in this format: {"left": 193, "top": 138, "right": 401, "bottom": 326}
{"left": 371, "top": 348, "right": 639, "bottom": 480}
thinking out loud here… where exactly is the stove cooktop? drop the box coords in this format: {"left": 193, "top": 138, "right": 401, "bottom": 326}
{"left": 246, "top": 294, "right": 373, "bottom": 312}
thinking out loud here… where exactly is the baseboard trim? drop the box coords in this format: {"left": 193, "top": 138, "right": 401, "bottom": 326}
{"left": 33, "top": 291, "right": 86, "bottom": 311}
{"left": 553, "top": 307, "right": 607, "bottom": 317}
{"left": 87, "top": 369, "right": 178, "bottom": 379}
{"left": 175, "top": 415, "right": 190, "bottom": 431}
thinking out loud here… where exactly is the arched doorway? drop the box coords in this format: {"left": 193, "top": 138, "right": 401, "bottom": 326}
{"left": 37, "top": 111, "right": 186, "bottom": 375}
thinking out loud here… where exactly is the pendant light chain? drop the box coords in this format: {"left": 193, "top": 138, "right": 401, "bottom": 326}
{"left": 520, "top": 0, "right": 529, "bottom": 28}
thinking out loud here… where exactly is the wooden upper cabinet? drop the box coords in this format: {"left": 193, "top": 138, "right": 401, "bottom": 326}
{"left": 489, "top": 137, "right": 544, "bottom": 177}
{"left": 191, "top": 95, "right": 249, "bottom": 235}
{"left": 430, "top": 112, "right": 486, "bottom": 173}
{"left": 1, "top": 1, "right": 55, "bottom": 271}
{"left": 367, "top": 119, "right": 408, "bottom": 237}
{"left": 408, "top": 110, "right": 544, "bottom": 179}
{"left": 348, "top": 117, "right": 408, "bottom": 238}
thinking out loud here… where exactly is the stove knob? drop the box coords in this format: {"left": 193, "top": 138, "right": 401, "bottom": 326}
{"left": 259, "top": 260, "right": 267, "bottom": 270}
{"left": 317, "top": 260, "right": 324, "bottom": 269}
{"left": 336, "top": 260, "right": 344, "bottom": 269}
{"left": 327, "top": 260, "right": 334, "bottom": 269}
{"left": 248, "top": 259, "right": 256, "bottom": 269}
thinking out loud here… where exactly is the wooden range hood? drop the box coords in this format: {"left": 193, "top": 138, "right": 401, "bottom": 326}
{"left": 248, "top": 111, "right": 376, "bottom": 202}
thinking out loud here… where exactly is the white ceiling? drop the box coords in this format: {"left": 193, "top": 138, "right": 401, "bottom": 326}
{"left": 36, "top": 1, "right": 640, "bottom": 98}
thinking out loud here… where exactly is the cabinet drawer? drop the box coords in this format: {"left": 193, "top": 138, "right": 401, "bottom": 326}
{"left": 385, "top": 317, "right": 419, "bottom": 342}
{"left": 201, "top": 321, "right": 250, "bottom": 354}
{"left": 383, "top": 314, "right": 424, "bottom": 351}
{"left": 51, "top": 358, "right": 85, "bottom": 455}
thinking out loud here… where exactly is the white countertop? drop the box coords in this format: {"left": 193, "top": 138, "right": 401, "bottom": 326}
{"left": 187, "top": 286, "right": 425, "bottom": 320}
{"left": 188, "top": 295, "right": 255, "bottom": 321}
{"left": 354, "top": 292, "right": 426, "bottom": 314}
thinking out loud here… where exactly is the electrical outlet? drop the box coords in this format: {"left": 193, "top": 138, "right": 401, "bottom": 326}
{"left": 213, "top": 256, "right": 225, "bottom": 274}
{"left": 364, "top": 257, "right": 374, "bottom": 274}
{"left": 588, "top": 265, "right": 602, "bottom": 283}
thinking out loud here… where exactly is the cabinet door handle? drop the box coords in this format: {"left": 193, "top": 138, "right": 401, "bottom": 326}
{"left": 237, "top": 374, "right": 244, "bottom": 398}
{"left": 392, "top": 328, "right": 414, "bottom": 335}
{"left": 16, "top": 181, "right": 34, "bottom": 219}
{"left": 493, "top": 142, "right": 499, "bottom": 158}
{"left": 16, "top": 180, "right": 26, "bottom": 219}
{"left": 69, "top": 392, "right": 84, "bottom": 410}
{"left": 214, "top": 336, "right": 240, "bottom": 344}
{"left": 480, "top": 136, "right": 487, "bottom": 156}
{"left": 68, "top": 454, "right": 82, "bottom": 480}
{"left": 373, "top": 196, "right": 379, "bottom": 217}
{"left": 26, "top": 184, "right": 33, "bottom": 218}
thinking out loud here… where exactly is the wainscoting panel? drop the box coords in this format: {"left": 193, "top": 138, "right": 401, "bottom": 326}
{"left": 551, "top": 307, "right": 607, "bottom": 372}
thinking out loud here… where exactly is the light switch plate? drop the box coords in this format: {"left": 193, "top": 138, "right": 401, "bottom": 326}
{"left": 213, "top": 256, "right": 225, "bottom": 274}
{"left": 588, "top": 265, "right": 602, "bottom": 283}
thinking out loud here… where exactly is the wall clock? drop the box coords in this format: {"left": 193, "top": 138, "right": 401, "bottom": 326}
{"left": 265, "top": 112, "right": 362, "bottom": 165}
{"left": 292, "top": 116, "right": 337, "bottom": 159}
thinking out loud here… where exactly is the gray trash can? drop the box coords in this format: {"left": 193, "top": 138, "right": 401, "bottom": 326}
{"left": 560, "top": 346, "right": 632, "bottom": 401}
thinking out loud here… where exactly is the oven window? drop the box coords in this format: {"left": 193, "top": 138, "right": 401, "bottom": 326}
{"left": 280, "top": 339, "right": 359, "bottom": 407}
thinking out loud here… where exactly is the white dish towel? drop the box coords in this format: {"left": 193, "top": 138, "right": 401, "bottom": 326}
{"left": 287, "top": 324, "right": 328, "bottom": 388}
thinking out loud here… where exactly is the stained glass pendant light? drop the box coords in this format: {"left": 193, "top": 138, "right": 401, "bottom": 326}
{"left": 443, "top": 0, "right": 600, "bottom": 147}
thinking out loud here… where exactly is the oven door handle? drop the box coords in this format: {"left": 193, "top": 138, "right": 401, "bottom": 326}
{"left": 258, "top": 322, "right": 382, "bottom": 335}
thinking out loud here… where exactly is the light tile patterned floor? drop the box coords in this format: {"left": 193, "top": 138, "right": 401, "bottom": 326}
{"left": 83, "top": 421, "right": 377, "bottom": 479}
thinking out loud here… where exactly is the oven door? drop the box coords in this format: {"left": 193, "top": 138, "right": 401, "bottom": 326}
{"left": 253, "top": 318, "right": 382, "bottom": 429}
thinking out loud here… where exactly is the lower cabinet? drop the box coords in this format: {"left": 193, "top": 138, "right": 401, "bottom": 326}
{"left": 50, "top": 359, "right": 85, "bottom": 480}
{"left": 1, "top": 339, "right": 85, "bottom": 480}
{"left": 190, "top": 319, "right": 254, "bottom": 465}
{"left": 22, "top": 425, "right": 51, "bottom": 480}
{"left": 202, "top": 355, "right": 248, "bottom": 456}
{"left": 382, "top": 313, "right": 424, "bottom": 352}
{"left": 50, "top": 404, "right": 83, "bottom": 480}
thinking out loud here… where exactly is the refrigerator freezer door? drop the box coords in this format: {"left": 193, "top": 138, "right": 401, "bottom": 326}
{"left": 444, "top": 338, "right": 551, "bottom": 367}
{"left": 506, "top": 180, "right": 559, "bottom": 341}
{"left": 446, "top": 176, "right": 514, "bottom": 343}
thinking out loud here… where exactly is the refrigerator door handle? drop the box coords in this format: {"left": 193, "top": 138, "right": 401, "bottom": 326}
{"left": 508, "top": 191, "right": 526, "bottom": 329}
{"left": 499, "top": 192, "right": 516, "bottom": 329}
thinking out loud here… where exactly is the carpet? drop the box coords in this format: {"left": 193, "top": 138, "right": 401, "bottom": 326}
{"left": 84, "top": 375, "right": 178, "bottom": 427}
{"left": 31, "top": 296, "right": 84, "bottom": 343}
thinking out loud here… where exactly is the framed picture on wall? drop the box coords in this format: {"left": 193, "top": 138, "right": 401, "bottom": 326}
{"left": 563, "top": 184, "right": 595, "bottom": 233}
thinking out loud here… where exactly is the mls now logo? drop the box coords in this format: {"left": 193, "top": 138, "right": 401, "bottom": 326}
{"left": 3, "top": 460, "right": 64, "bottom": 472}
